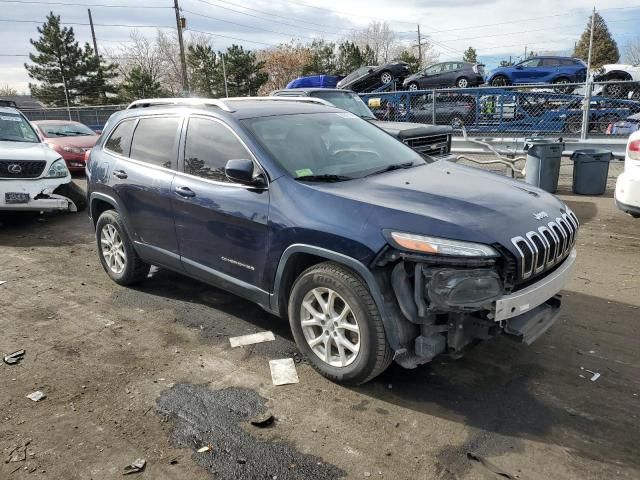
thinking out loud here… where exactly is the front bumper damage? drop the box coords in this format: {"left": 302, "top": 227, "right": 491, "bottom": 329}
{"left": 377, "top": 248, "right": 576, "bottom": 368}
{"left": 0, "top": 177, "right": 77, "bottom": 212}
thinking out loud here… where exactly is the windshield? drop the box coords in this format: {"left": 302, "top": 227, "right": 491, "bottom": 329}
{"left": 0, "top": 112, "right": 39, "bottom": 143}
{"left": 38, "top": 122, "right": 95, "bottom": 137}
{"left": 311, "top": 91, "right": 376, "bottom": 119}
{"left": 242, "top": 112, "right": 425, "bottom": 181}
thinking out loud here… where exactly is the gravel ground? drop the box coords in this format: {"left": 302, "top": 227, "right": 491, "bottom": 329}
{"left": 0, "top": 162, "right": 638, "bottom": 480}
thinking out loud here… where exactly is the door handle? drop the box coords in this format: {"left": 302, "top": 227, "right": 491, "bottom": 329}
{"left": 112, "top": 169, "right": 128, "bottom": 179}
{"left": 174, "top": 186, "right": 196, "bottom": 198}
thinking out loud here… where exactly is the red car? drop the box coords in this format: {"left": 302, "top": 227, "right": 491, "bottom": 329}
{"left": 32, "top": 120, "right": 99, "bottom": 173}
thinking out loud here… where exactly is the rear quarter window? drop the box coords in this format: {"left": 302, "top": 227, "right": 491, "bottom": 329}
{"left": 104, "top": 119, "right": 136, "bottom": 156}
{"left": 129, "top": 116, "right": 182, "bottom": 169}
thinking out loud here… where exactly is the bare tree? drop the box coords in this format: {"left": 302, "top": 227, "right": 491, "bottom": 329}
{"left": 106, "top": 31, "right": 164, "bottom": 84}
{"left": 257, "top": 42, "right": 312, "bottom": 94}
{"left": 623, "top": 38, "right": 640, "bottom": 65}
{"left": 0, "top": 84, "right": 18, "bottom": 96}
{"left": 352, "top": 21, "right": 399, "bottom": 64}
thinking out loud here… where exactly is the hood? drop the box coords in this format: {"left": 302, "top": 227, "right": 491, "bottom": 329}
{"left": 0, "top": 141, "right": 61, "bottom": 162}
{"left": 308, "top": 161, "right": 567, "bottom": 252}
{"left": 43, "top": 135, "right": 99, "bottom": 149}
{"left": 370, "top": 120, "right": 452, "bottom": 139}
{"left": 402, "top": 72, "right": 423, "bottom": 85}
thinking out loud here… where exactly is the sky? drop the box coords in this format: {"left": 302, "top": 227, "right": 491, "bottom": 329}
{"left": 1, "top": 0, "right": 639, "bottom": 93}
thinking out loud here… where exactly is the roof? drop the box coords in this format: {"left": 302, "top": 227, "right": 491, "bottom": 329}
{"left": 0, "top": 95, "right": 44, "bottom": 109}
{"left": 273, "top": 88, "right": 355, "bottom": 95}
{"left": 31, "top": 120, "right": 84, "bottom": 125}
{"left": 0, "top": 106, "right": 21, "bottom": 115}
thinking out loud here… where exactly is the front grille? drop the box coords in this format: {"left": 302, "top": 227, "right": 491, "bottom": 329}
{"left": 511, "top": 211, "right": 579, "bottom": 280}
{"left": 404, "top": 134, "right": 450, "bottom": 157}
{"left": 0, "top": 160, "right": 47, "bottom": 179}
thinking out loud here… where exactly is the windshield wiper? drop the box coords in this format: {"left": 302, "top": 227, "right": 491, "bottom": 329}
{"left": 365, "top": 161, "right": 416, "bottom": 177}
{"left": 295, "top": 174, "right": 353, "bottom": 182}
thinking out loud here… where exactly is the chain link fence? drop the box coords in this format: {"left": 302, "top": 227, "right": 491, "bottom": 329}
{"left": 20, "top": 105, "right": 125, "bottom": 132}
{"left": 361, "top": 80, "right": 640, "bottom": 139}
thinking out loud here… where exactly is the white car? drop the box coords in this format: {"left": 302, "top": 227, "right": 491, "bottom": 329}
{"left": 594, "top": 64, "right": 640, "bottom": 97}
{"left": 0, "top": 106, "right": 85, "bottom": 212}
{"left": 615, "top": 129, "right": 640, "bottom": 218}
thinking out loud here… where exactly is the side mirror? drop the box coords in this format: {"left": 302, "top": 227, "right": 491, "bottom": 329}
{"left": 225, "top": 158, "right": 264, "bottom": 186}
{"left": 515, "top": 65, "right": 523, "bottom": 70}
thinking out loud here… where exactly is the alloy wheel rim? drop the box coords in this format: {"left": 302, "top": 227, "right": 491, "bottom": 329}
{"left": 458, "top": 79, "right": 468, "bottom": 88}
{"left": 101, "top": 224, "right": 126, "bottom": 274}
{"left": 300, "top": 287, "right": 360, "bottom": 367}
{"left": 409, "top": 83, "right": 418, "bottom": 91}
{"left": 381, "top": 72, "right": 393, "bottom": 84}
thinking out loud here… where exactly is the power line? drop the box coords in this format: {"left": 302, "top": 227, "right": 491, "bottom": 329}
{"left": 0, "top": 0, "right": 171, "bottom": 8}
{"left": 188, "top": 28, "right": 278, "bottom": 47}
{"left": 277, "top": 0, "right": 415, "bottom": 25}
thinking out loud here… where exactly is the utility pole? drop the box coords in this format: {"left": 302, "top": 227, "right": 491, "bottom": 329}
{"left": 173, "top": 0, "right": 189, "bottom": 95}
{"left": 87, "top": 9, "right": 99, "bottom": 57}
{"left": 524, "top": 45, "right": 527, "bottom": 59}
{"left": 221, "top": 53, "right": 229, "bottom": 98}
{"left": 581, "top": 7, "right": 596, "bottom": 140}
{"left": 417, "top": 25, "right": 422, "bottom": 69}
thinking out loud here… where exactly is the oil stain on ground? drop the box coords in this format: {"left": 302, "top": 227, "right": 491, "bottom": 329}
{"left": 156, "top": 384, "right": 345, "bottom": 480}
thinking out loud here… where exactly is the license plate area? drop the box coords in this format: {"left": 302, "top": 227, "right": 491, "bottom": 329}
{"left": 5, "top": 192, "right": 30, "bottom": 204}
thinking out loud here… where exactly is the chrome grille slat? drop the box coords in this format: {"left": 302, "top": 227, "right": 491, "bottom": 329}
{"left": 511, "top": 210, "right": 579, "bottom": 281}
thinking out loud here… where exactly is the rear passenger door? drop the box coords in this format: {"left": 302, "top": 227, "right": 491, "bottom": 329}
{"left": 540, "top": 58, "right": 561, "bottom": 82}
{"left": 172, "top": 116, "right": 270, "bottom": 300}
{"left": 107, "top": 115, "right": 183, "bottom": 270}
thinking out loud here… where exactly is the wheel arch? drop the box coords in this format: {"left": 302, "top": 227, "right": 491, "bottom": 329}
{"left": 601, "top": 70, "right": 633, "bottom": 81}
{"left": 271, "top": 244, "right": 403, "bottom": 351}
{"left": 89, "top": 192, "right": 123, "bottom": 228}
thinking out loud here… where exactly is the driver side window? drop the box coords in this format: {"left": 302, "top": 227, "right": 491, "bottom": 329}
{"left": 520, "top": 59, "right": 540, "bottom": 68}
{"left": 426, "top": 64, "right": 443, "bottom": 75}
{"left": 184, "top": 117, "right": 252, "bottom": 183}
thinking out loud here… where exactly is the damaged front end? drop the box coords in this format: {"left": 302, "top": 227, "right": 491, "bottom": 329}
{"left": 374, "top": 239, "right": 566, "bottom": 369}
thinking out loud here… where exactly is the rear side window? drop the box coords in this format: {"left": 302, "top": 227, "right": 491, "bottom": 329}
{"left": 541, "top": 59, "right": 560, "bottom": 67}
{"left": 104, "top": 119, "right": 135, "bottom": 156}
{"left": 184, "top": 117, "right": 251, "bottom": 183}
{"left": 130, "top": 117, "right": 181, "bottom": 169}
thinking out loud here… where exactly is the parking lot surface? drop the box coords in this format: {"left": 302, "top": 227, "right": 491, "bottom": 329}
{"left": 1, "top": 164, "right": 639, "bottom": 479}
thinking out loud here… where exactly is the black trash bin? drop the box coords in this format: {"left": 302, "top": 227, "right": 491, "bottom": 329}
{"left": 570, "top": 149, "right": 612, "bottom": 195}
{"left": 524, "top": 139, "right": 564, "bottom": 193}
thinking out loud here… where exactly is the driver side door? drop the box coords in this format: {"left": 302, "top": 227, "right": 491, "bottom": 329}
{"left": 420, "top": 63, "right": 445, "bottom": 88}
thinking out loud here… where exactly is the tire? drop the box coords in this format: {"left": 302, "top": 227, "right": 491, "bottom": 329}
{"left": 565, "top": 115, "right": 582, "bottom": 135}
{"left": 95, "top": 210, "right": 150, "bottom": 286}
{"left": 490, "top": 75, "right": 510, "bottom": 87}
{"left": 53, "top": 181, "right": 86, "bottom": 212}
{"left": 456, "top": 77, "right": 469, "bottom": 88}
{"left": 380, "top": 70, "right": 394, "bottom": 85}
{"left": 603, "top": 82, "right": 629, "bottom": 98}
{"left": 552, "top": 77, "right": 573, "bottom": 94}
{"left": 288, "top": 262, "right": 392, "bottom": 385}
{"left": 407, "top": 82, "right": 419, "bottom": 91}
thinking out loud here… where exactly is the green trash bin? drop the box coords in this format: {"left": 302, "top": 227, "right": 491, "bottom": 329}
{"left": 524, "top": 139, "right": 564, "bottom": 193}
{"left": 570, "top": 149, "right": 612, "bottom": 195}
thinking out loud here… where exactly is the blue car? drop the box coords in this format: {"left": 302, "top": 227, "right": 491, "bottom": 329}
{"left": 87, "top": 97, "right": 579, "bottom": 384}
{"left": 486, "top": 56, "right": 587, "bottom": 93}
{"left": 286, "top": 75, "right": 343, "bottom": 89}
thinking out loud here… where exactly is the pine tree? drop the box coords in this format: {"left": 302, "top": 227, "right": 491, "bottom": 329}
{"left": 222, "top": 45, "right": 267, "bottom": 97}
{"left": 187, "top": 43, "right": 222, "bottom": 97}
{"left": 302, "top": 40, "right": 337, "bottom": 75}
{"left": 397, "top": 50, "right": 420, "bottom": 74}
{"left": 462, "top": 47, "right": 477, "bottom": 63}
{"left": 25, "top": 12, "right": 117, "bottom": 106}
{"left": 82, "top": 45, "right": 119, "bottom": 105}
{"left": 337, "top": 41, "right": 364, "bottom": 75}
{"left": 573, "top": 12, "right": 619, "bottom": 68}
{"left": 120, "top": 66, "right": 165, "bottom": 101}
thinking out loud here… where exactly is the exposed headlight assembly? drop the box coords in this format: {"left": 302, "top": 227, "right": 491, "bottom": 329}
{"left": 389, "top": 232, "right": 499, "bottom": 257}
{"left": 47, "top": 158, "right": 69, "bottom": 178}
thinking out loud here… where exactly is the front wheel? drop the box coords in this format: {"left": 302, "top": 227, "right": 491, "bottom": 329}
{"left": 490, "top": 75, "right": 510, "bottom": 87}
{"left": 552, "top": 77, "right": 573, "bottom": 94}
{"left": 96, "top": 210, "right": 150, "bottom": 285}
{"left": 288, "top": 262, "right": 392, "bottom": 385}
{"left": 407, "top": 82, "right": 419, "bottom": 91}
{"left": 456, "top": 77, "right": 469, "bottom": 88}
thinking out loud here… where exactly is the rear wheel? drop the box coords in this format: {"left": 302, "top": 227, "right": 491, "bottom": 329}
{"left": 407, "top": 82, "right": 419, "bottom": 91}
{"left": 380, "top": 70, "right": 394, "bottom": 85}
{"left": 96, "top": 210, "right": 150, "bottom": 286}
{"left": 603, "top": 81, "right": 629, "bottom": 98}
{"left": 490, "top": 75, "right": 510, "bottom": 87}
{"left": 288, "top": 262, "right": 392, "bottom": 385}
{"left": 565, "top": 115, "right": 582, "bottom": 135}
{"left": 553, "top": 77, "right": 573, "bottom": 94}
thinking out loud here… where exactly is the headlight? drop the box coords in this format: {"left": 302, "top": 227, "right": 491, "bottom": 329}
{"left": 47, "top": 159, "right": 69, "bottom": 178}
{"left": 389, "top": 232, "right": 499, "bottom": 257}
{"left": 62, "top": 146, "right": 84, "bottom": 154}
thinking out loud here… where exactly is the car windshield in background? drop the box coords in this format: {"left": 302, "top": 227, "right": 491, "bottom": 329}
{"left": 311, "top": 91, "right": 376, "bottom": 119}
{"left": 0, "top": 113, "right": 39, "bottom": 143}
{"left": 243, "top": 112, "right": 425, "bottom": 181}
{"left": 39, "top": 122, "right": 96, "bottom": 137}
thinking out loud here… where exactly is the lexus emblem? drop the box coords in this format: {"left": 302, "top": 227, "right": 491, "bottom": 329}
{"left": 533, "top": 211, "right": 549, "bottom": 220}
{"left": 7, "top": 163, "right": 22, "bottom": 174}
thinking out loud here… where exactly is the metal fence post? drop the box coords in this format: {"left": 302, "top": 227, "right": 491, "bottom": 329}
{"left": 431, "top": 90, "right": 436, "bottom": 125}
{"left": 580, "top": 81, "right": 592, "bottom": 140}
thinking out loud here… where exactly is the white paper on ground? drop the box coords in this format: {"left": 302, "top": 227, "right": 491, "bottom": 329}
{"left": 229, "top": 331, "right": 275, "bottom": 348}
{"left": 269, "top": 358, "right": 299, "bottom": 386}
{"left": 27, "top": 391, "right": 46, "bottom": 402}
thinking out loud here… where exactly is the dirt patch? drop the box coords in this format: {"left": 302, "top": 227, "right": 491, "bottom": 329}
{"left": 156, "top": 384, "right": 345, "bottom": 480}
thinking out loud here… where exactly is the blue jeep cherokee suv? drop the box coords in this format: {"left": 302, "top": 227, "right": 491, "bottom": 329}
{"left": 87, "top": 97, "right": 579, "bottom": 384}
{"left": 486, "top": 56, "right": 587, "bottom": 93}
